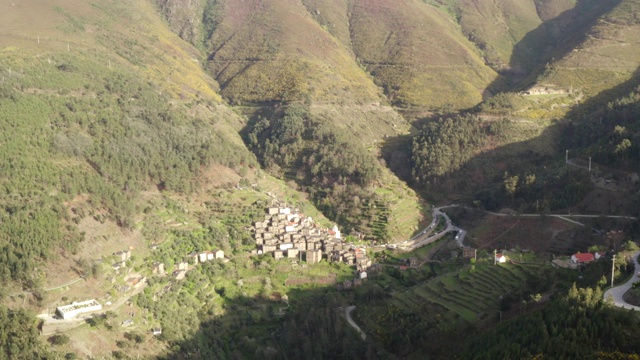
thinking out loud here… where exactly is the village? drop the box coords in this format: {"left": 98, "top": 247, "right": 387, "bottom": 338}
{"left": 48, "top": 202, "right": 619, "bottom": 337}
{"left": 253, "top": 205, "right": 372, "bottom": 285}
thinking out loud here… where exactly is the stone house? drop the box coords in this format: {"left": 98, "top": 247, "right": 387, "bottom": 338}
{"left": 152, "top": 262, "right": 165, "bottom": 276}
{"left": 114, "top": 250, "right": 131, "bottom": 262}
{"left": 287, "top": 249, "right": 299, "bottom": 259}
{"left": 306, "top": 249, "right": 322, "bottom": 264}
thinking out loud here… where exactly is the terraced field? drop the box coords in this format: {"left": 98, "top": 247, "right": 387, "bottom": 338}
{"left": 393, "top": 262, "right": 543, "bottom": 323}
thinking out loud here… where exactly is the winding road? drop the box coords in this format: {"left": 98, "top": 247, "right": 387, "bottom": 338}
{"left": 398, "top": 205, "right": 465, "bottom": 251}
{"left": 395, "top": 204, "right": 636, "bottom": 252}
{"left": 604, "top": 251, "right": 640, "bottom": 311}
{"left": 344, "top": 306, "right": 366, "bottom": 340}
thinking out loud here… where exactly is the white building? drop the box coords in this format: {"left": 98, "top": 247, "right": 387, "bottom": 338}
{"left": 332, "top": 224, "right": 341, "bottom": 239}
{"left": 279, "top": 243, "right": 294, "bottom": 251}
{"left": 56, "top": 299, "right": 102, "bottom": 320}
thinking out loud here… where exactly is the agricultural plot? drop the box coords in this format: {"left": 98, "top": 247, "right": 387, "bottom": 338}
{"left": 393, "top": 262, "right": 543, "bottom": 324}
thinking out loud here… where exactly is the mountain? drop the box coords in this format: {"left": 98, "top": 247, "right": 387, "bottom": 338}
{"left": 2, "top": 0, "right": 640, "bottom": 358}
{"left": 538, "top": 0, "right": 640, "bottom": 96}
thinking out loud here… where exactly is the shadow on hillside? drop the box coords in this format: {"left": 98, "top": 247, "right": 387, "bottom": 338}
{"left": 150, "top": 277, "right": 394, "bottom": 360}
{"left": 491, "top": 0, "right": 622, "bottom": 90}
{"left": 564, "top": 66, "right": 640, "bottom": 124}
{"left": 381, "top": 63, "right": 640, "bottom": 236}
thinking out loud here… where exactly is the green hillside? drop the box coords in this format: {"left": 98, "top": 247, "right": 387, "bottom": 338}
{"left": 536, "top": 0, "right": 640, "bottom": 95}
{"left": 2, "top": 0, "right": 640, "bottom": 358}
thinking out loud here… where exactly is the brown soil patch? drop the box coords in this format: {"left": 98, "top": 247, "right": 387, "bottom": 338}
{"left": 200, "top": 163, "right": 241, "bottom": 189}
{"left": 467, "top": 215, "right": 578, "bottom": 253}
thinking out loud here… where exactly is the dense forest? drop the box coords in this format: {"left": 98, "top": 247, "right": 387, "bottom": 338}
{"left": 461, "top": 285, "right": 640, "bottom": 359}
{"left": 0, "top": 306, "right": 49, "bottom": 360}
{"left": 566, "top": 84, "right": 640, "bottom": 168}
{"left": 245, "top": 104, "right": 391, "bottom": 239}
{"left": 409, "top": 115, "right": 592, "bottom": 211}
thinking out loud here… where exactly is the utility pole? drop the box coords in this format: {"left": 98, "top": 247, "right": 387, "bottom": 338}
{"left": 474, "top": 249, "right": 477, "bottom": 262}
{"left": 566, "top": 150, "right": 568, "bottom": 163}
{"left": 494, "top": 249, "right": 497, "bottom": 265}
{"left": 611, "top": 254, "right": 616, "bottom": 287}
{"left": 589, "top": 157, "right": 592, "bottom": 172}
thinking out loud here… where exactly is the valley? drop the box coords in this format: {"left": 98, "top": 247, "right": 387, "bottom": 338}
{"left": 1, "top": 0, "right": 640, "bottom": 359}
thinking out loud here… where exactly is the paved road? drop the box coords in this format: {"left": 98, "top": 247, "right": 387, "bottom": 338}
{"left": 604, "top": 251, "right": 640, "bottom": 311}
{"left": 399, "top": 206, "right": 465, "bottom": 251}
{"left": 344, "top": 306, "right": 366, "bottom": 340}
{"left": 390, "top": 204, "right": 635, "bottom": 252}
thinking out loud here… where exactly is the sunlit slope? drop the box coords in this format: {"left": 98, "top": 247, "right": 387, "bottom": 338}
{"left": 539, "top": 0, "right": 640, "bottom": 95}
{"left": 203, "top": 0, "right": 383, "bottom": 105}
{"left": 347, "top": 0, "right": 499, "bottom": 110}
{"left": 454, "top": 0, "right": 554, "bottom": 71}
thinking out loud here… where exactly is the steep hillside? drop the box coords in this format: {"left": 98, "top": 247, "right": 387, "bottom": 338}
{"left": 453, "top": 0, "right": 564, "bottom": 71}
{"left": 0, "top": 0, "right": 263, "bottom": 292}
{"left": 347, "top": 0, "right": 498, "bottom": 109}
{"left": 201, "top": 0, "right": 383, "bottom": 105}
{"left": 158, "top": 0, "right": 500, "bottom": 109}
{"left": 539, "top": 0, "right": 640, "bottom": 96}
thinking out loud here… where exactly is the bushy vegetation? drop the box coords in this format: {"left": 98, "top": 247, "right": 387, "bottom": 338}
{"left": 245, "top": 104, "right": 391, "bottom": 239}
{"left": 0, "top": 307, "right": 48, "bottom": 359}
{"left": 461, "top": 284, "right": 640, "bottom": 359}
{"left": 410, "top": 115, "right": 490, "bottom": 185}
{"left": 0, "top": 51, "right": 254, "bottom": 291}
{"left": 566, "top": 85, "right": 640, "bottom": 169}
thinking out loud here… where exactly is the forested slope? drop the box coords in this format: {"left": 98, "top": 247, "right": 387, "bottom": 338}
{"left": 0, "top": 0, "right": 261, "bottom": 295}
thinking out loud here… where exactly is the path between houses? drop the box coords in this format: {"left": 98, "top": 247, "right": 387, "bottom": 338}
{"left": 604, "top": 251, "right": 640, "bottom": 311}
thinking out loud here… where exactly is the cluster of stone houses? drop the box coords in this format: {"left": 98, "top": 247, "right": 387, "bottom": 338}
{"left": 329, "top": 247, "right": 372, "bottom": 272}
{"left": 254, "top": 206, "right": 336, "bottom": 263}
{"left": 254, "top": 206, "right": 372, "bottom": 272}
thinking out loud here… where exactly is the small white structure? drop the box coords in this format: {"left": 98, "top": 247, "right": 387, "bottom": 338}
{"left": 279, "top": 207, "right": 291, "bottom": 215}
{"left": 495, "top": 253, "right": 507, "bottom": 263}
{"left": 56, "top": 299, "right": 102, "bottom": 320}
{"left": 214, "top": 249, "right": 224, "bottom": 259}
{"left": 279, "top": 243, "right": 294, "bottom": 251}
{"left": 359, "top": 271, "right": 368, "bottom": 279}
{"left": 332, "top": 224, "right": 341, "bottom": 239}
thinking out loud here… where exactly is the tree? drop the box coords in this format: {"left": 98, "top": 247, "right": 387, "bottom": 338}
{"left": 49, "top": 334, "right": 70, "bottom": 346}
{"left": 503, "top": 173, "right": 519, "bottom": 201}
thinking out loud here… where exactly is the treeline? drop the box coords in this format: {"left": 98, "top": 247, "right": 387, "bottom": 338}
{"left": 245, "top": 104, "right": 390, "bottom": 239}
{"left": 410, "top": 114, "right": 592, "bottom": 211}
{"left": 461, "top": 285, "right": 640, "bottom": 359}
{"left": 566, "top": 85, "right": 640, "bottom": 168}
{"left": 410, "top": 115, "right": 489, "bottom": 185}
{"left": 0, "top": 306, "right": 49, "bottom": 360}
{"left": 475, "top": 169, "right": 592, "bottom": 211}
